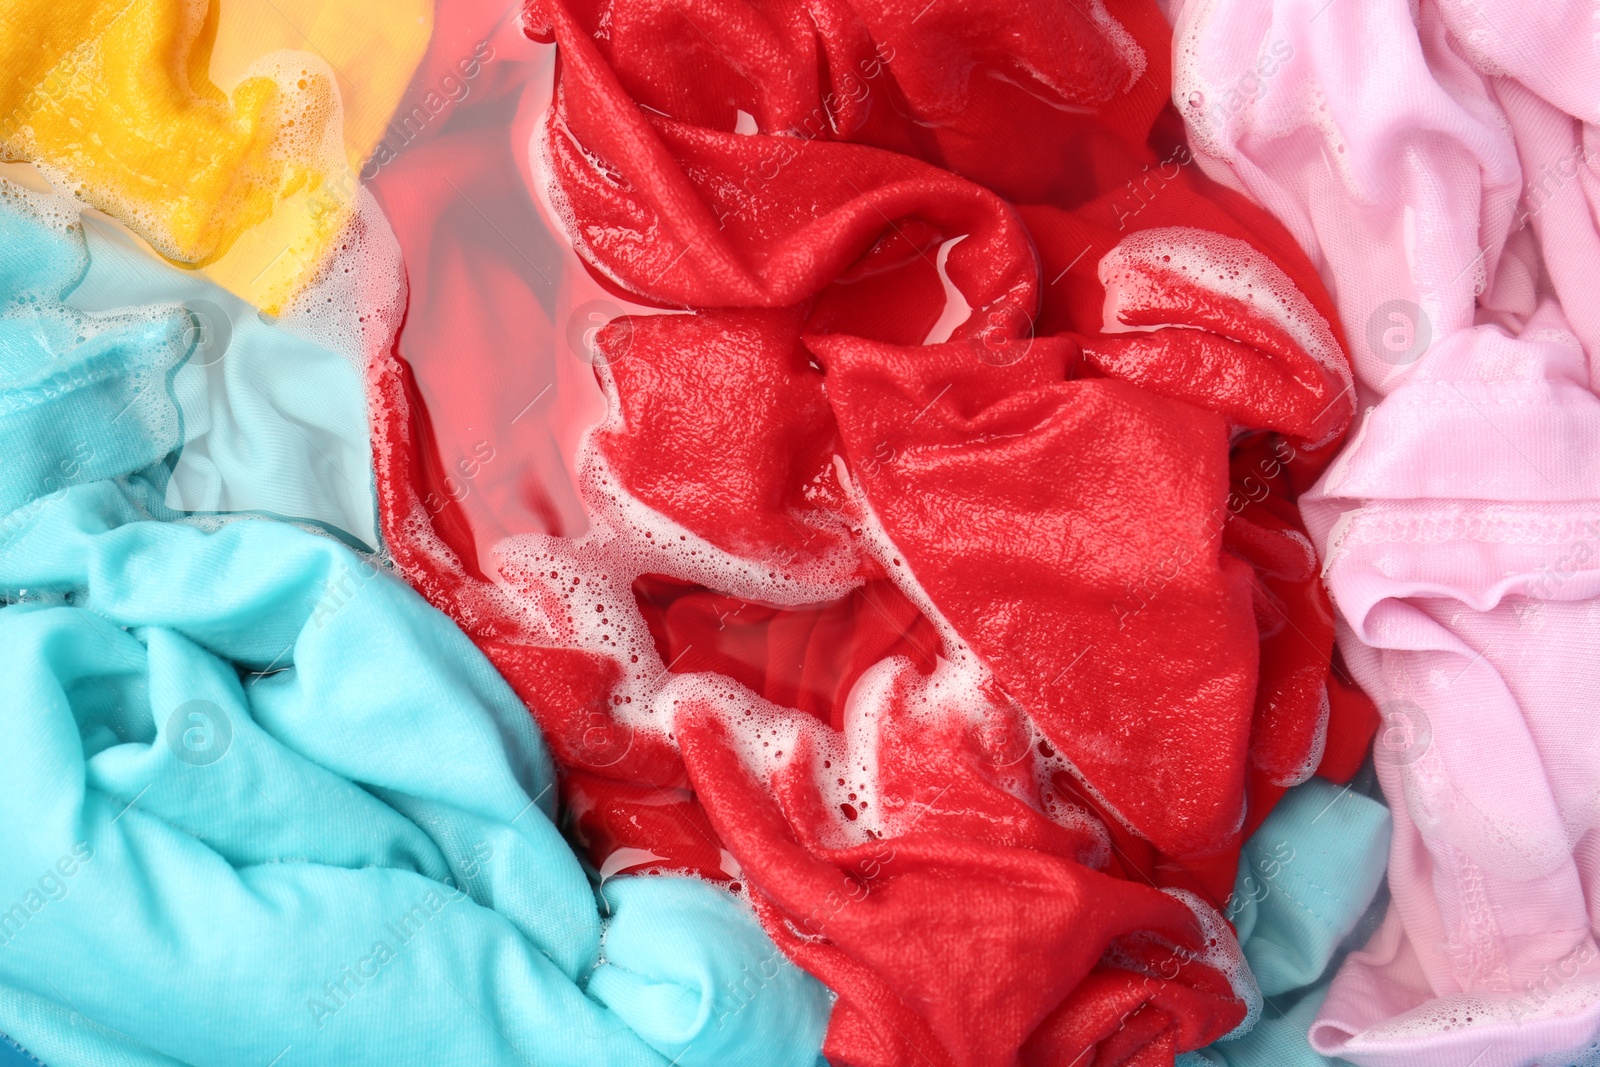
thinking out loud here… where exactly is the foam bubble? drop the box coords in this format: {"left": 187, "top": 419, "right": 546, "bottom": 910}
{"left": 1324, "top": 975, "right": 1600, "bottom": 1047}
{"left": 1176, "top": 888, "right": 1262, "bottom": 1040}
{"left": 476, "top": 389, "right": 1139, "bottom": 854}
{"left": 1102, "top": 888, "right": 1262, "bottom": 1041}
{"left": 0, "top": 179, "right": 191, "bottom": 454}
{"left": 1084, "top": 0, "right": 1149, "bottom": 92}
{"left": 1269, "top": 683, "right": 1330, "bottom": 788}
{"left": 1171, "top": 0, "right": 1246, "bottom": 164}
{"left": 13, "top": 39, "right": 349, "bottom": 273}
{"left": 277, "top": 185, "right": 408, "bottom": 378}
{"left": 1099, "top": 225, "right": 1352, "bottom": 446}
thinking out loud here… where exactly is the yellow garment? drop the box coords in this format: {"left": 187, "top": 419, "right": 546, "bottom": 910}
{"left": 0, "top": 0, "right": 429, "bottom": 311}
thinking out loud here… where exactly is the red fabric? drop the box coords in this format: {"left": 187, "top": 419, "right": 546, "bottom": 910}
{"left": 364, "top": 1, "right": 1380, "bottom": 1064}
{"left": 632, "top": 574, "right": 942, "bottom": 728}
{"left": 678, "top": 700, "right": 1247, "bottom": 1067}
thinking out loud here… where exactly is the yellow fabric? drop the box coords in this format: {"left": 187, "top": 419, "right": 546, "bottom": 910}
{"left": 0, "top": 0, "right": 429, "bottom": 312}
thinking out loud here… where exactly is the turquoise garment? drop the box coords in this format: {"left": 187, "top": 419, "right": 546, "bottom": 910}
{"left": 0, "top": 1033, "right": 41, "bottom": 1067}
{"left": 0, "top": 481, "right": 829, "bottom": 1066}
{"left": 1179, "top": 987, "right": 1337, "bottom": 1067}
{"left": 1183, "top": 777, "right": 1391, "bottom": 1067}
{"left": 0, "top": 192, "right": 828, "bottom": 1067}
{"left": 0, "top": 177, "right": 377, "bottom": 546}
{"left": 0, "top": 184, "right": 189, "bottom": 523}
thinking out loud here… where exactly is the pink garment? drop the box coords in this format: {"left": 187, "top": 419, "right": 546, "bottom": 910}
{"left": 1168, "top": 0, "right": 1600, "bottom": 1064}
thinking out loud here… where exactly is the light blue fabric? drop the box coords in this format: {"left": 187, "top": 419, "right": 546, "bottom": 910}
{"left": 1181, "top": 986, "right": 1339, "bottom": 1067}
{"left": 1227, "top": 778, "right": 1391, "bottom": 999}
{"left": 0, "top": 177, "right": 376, "bottom": 547}
{"left": 0, "top": 184, "right": 190, "bottom": 523}
{"left": 1186, "top": 777, "right": 1391, "bottom": 1067}
{"left": 0, "top": 481, "right": 829, "bottom": 1067}
{"left": 0, "top": 179, "right": 829, "bottom": 1066}
{"left": 0, "top": 1033, "right": 42, "bottom": 1067}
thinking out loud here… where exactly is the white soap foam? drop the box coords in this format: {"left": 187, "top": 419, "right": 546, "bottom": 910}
{"left": 1102, "top": 887, "right": 1262, "bottom": 1041}
{"left": 1331, "top": 976, "right": 1600, "bottom": 1046}
{"left": 13, "top": 31, "right": 350, "bottom": 268}
{"left": 0, "top": 180, "right": 190, "bottom": 453}
{"left": 532, "top": 108, "right": 675, "bottom": 301}
{"left": 1099, "top": 226, "right": 1352, "bottom": 446}
{"left": 1085, "top": 0, "right": 1150, "bottom": 92}
{"left": 1177, "top": 887, "right": 1263, "bottom": 1040}
{"left": 278, "top": 186, "right": 408, "bottom": 379}
{"left": 486, "top": 433, "right": 868, "bottom": 758}
{"left": 475, "top": 374, "right": 1137, "bottom": 856}
{"left": 485, "top": 84, "right": 1287, "bottom": 871}
{"left": 1270, "top": 683, "right": 1330, "bottom": 788}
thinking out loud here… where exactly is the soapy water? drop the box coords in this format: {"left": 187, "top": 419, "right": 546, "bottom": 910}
{"left": 6, "top": 27, "right": 349, "bottom": 270}
{"left": 2, "top": 9, "right": 1279, "bottom": 1025}
{"left": 0, "top": 164, "right": 393, "bottom": 547}
{"left": 359, "top": 9, "right": 1282, "bottom": 1026}
{"left": 356, "top": 19, "right": 1053, "bottom": 817}
{"left": 0, "top": 14, "right": 1280, "bottom": 1067}
{"left": 1098, "top": 226, "right": 1353, "bottom": 448}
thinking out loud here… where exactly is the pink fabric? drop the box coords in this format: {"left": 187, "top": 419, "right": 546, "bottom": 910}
{"left": 1168, "top": 0, "right": 1600, "bottom": 1064}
